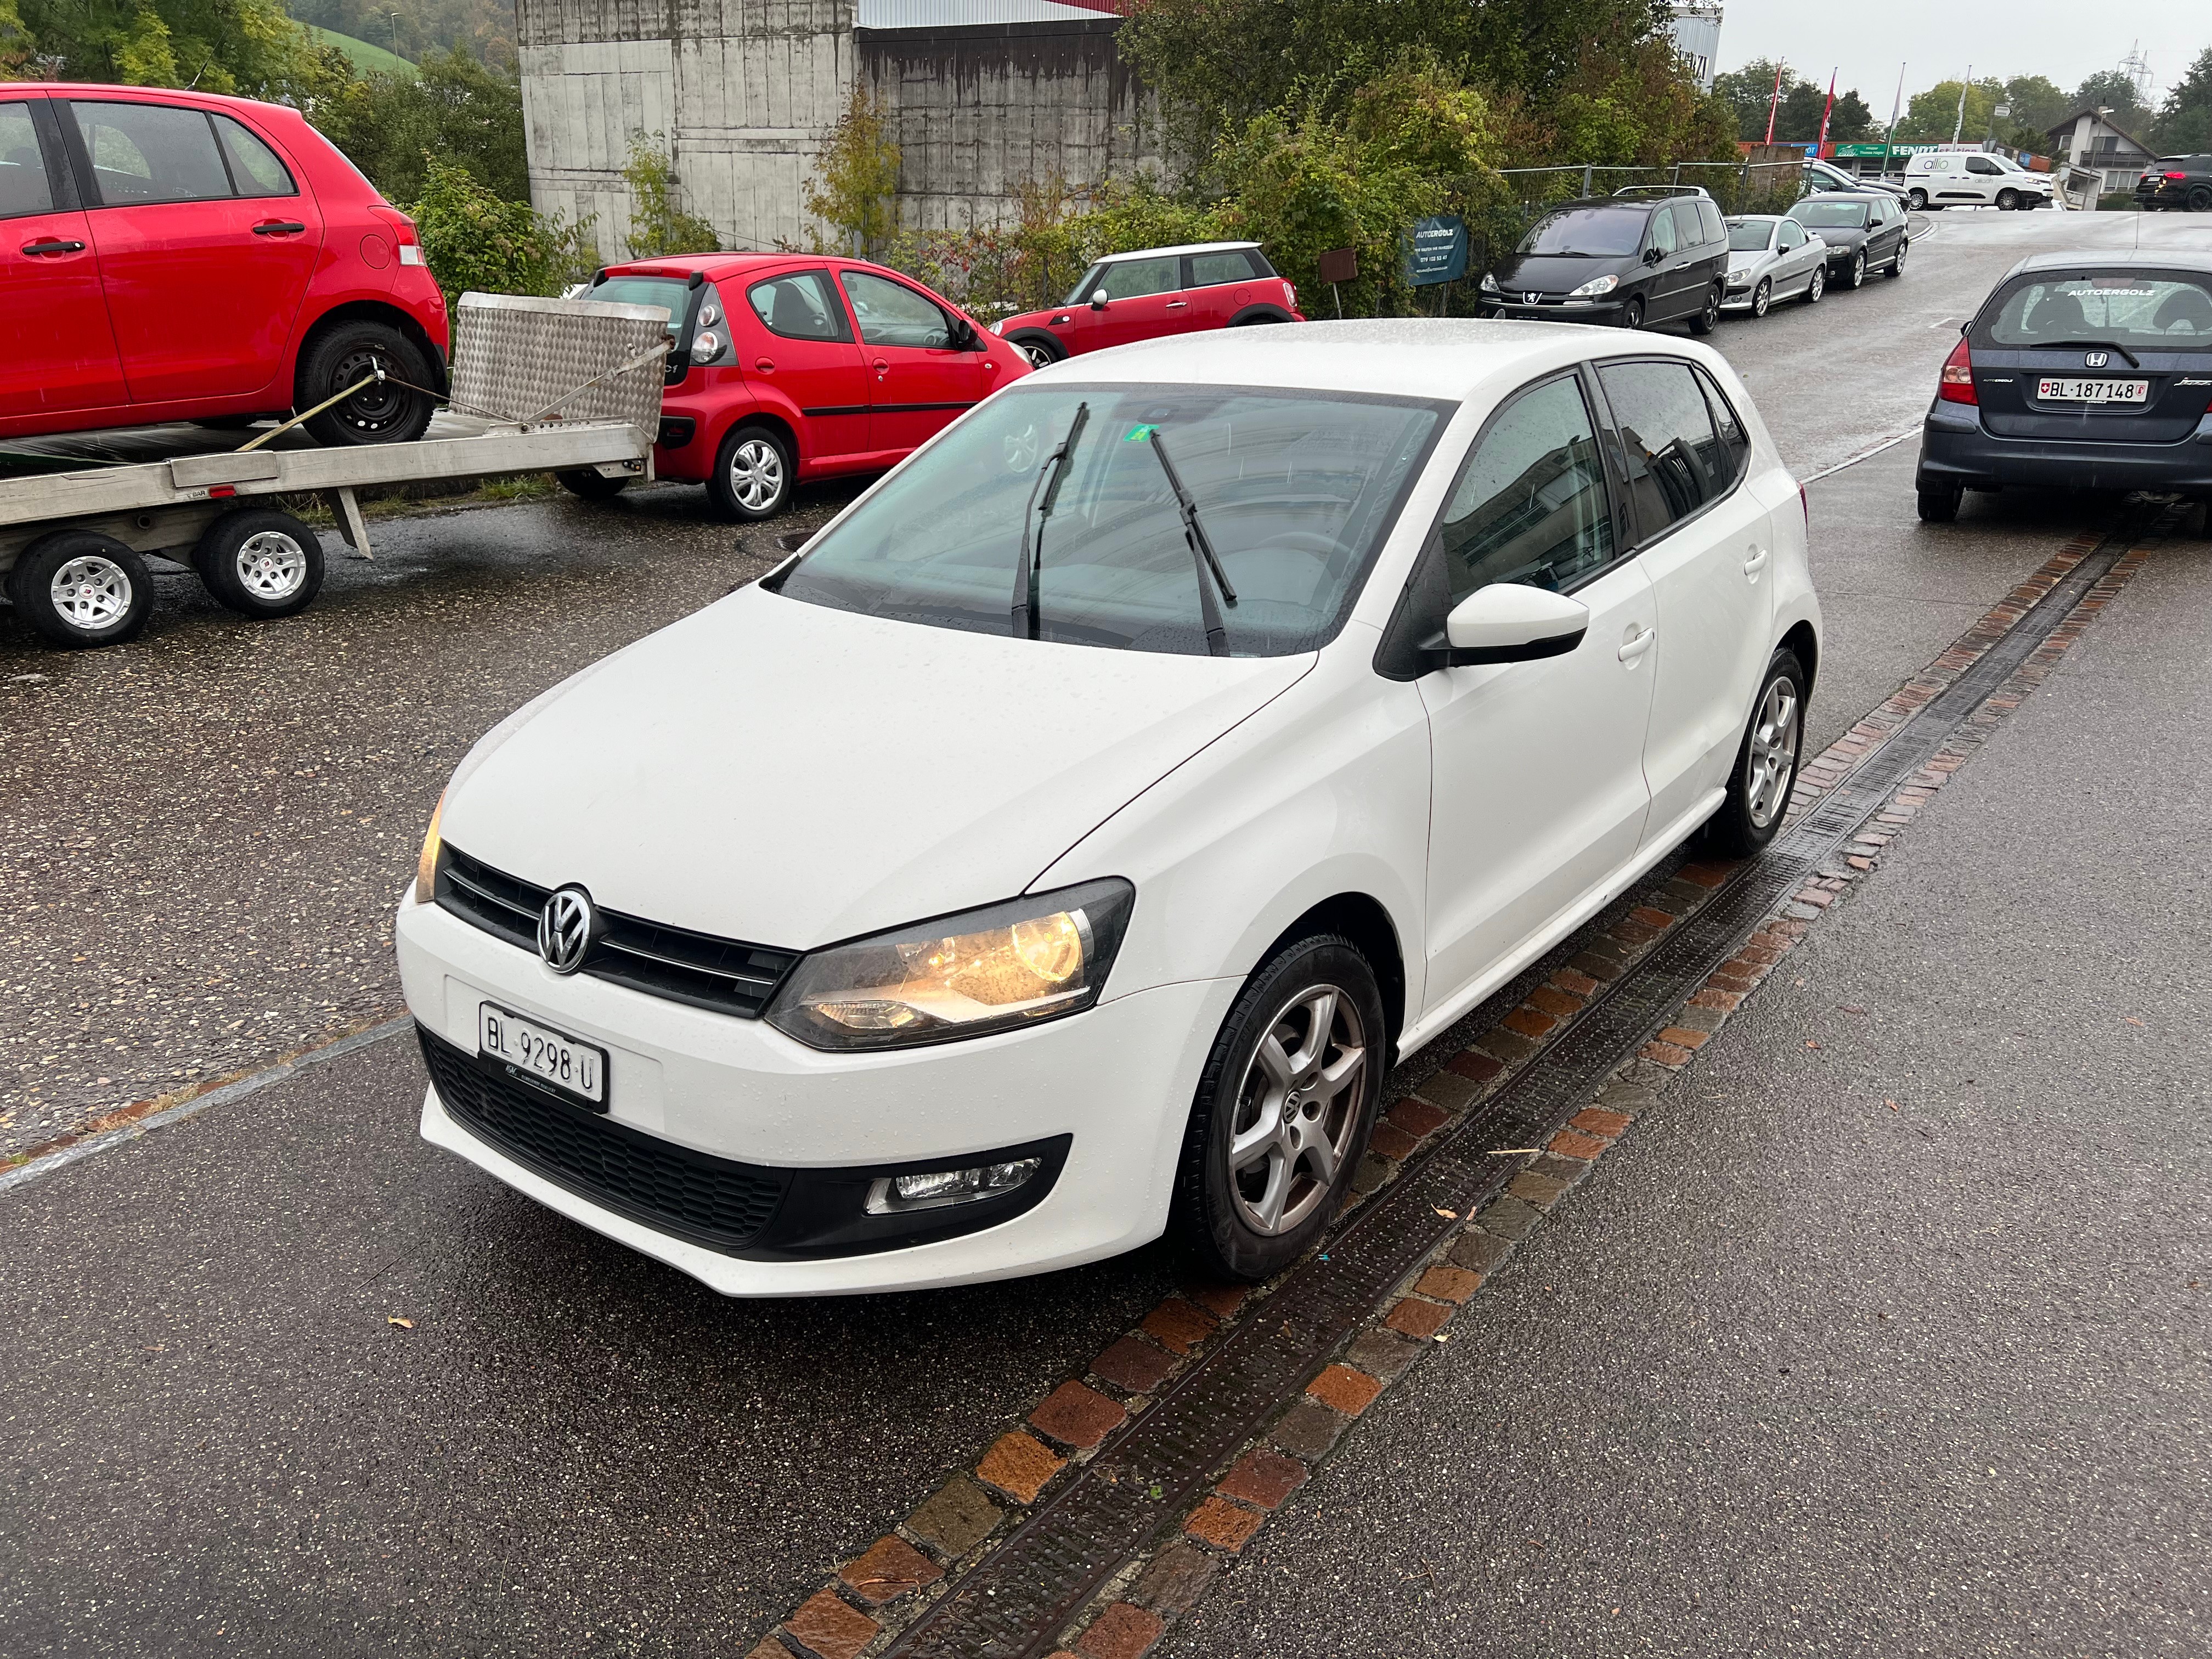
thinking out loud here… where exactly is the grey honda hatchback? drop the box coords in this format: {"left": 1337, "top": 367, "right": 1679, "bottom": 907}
{"left": 1916, "top": 251, "right": 2212, "bottom": 523}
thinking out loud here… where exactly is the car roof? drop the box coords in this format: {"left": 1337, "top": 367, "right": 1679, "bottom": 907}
{"left": 1018, "top": 318, "right": 1719, "bottom": 402}
{"left": 1092, "top": 242, "right": 1262, "bottom": 263}
{"left": 1790, "top": 192, "right": 1887, "bottom": 204}
{"left": 31, "top": 82, "right": 306, "bottom": 120}
{"left": 2000, "top": 249, "right": 2212, "bottom": 278}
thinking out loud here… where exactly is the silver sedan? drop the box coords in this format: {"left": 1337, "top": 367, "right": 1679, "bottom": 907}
{"left": 1722, "top": 215, "right": 1828, "bottom": 317}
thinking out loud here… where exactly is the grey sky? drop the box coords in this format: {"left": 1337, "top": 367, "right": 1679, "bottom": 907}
{"left": 1714, "top": 0, "right": 2206, "bottom": 126}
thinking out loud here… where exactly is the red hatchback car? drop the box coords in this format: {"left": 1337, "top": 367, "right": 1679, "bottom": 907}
{"left": 577, "top": 253, "right": 1032, "bottom": 518}
{"left": 0, "top": 84, "right": 449, "bottom": 447}
{"left": 992, "top": 241, "right": 1302, "bottom": 368}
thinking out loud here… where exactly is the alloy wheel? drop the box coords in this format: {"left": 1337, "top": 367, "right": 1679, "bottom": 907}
{"left": 1806, "top": 266, "right": 1825, "bottom": 303}
{"left": 1752, "top": 278, "right": 1771, "bottom": 317}
{"left": 1225, "top": 984, "right": 1368, "bottom": 1236}
{"left": 727, "top": 437, "right": 785, "bottom": 513}
{"left": 1745, "top": 675, "right": 1801, "bottom": 830}
{"left": 48, "top": 555, "right": 132, "bottom": 631}
{"left": 233, "top": 531, "right": 308, "bottom": 601}
{"left": 1018, "top": 340, "right": 1057, "bottom": 369}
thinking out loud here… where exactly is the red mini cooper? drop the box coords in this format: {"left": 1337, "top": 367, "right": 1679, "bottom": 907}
{"left": 576, "top": 254, "right": 1034, "bottom": 519}
{"left": 991, "top": 242, "right": 1302, "bottom": 368}
{"left": 0, "top": 84, "right": 450, "bottom": 446}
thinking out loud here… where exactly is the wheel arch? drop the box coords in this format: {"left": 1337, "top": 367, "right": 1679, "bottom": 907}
{"left": 1780, "top": 618, "right": 1819, "bottom": 696}
{"left": 1226, "top": 305, "right": 1294, "bottom": 326}
{"left": 712, "top": 405, "right": 802, "bottom": 475}
{"left": 1251, "top": 891, "right": 1408, "bottom": 1062}
{"left": 1005, "top": 329, "right": 1066, "bottom": 362}
{"left": 292, "top": 300, "right": 450, "bottom": 403}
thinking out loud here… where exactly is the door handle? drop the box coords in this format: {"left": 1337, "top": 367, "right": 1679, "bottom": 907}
{"left": 21, "top": 239, "right": 86, "bottom": 256}
{"left": 1165, "top": 300, "right": 1188, "bottom": 309}
{"left": 1742, "top": 545, "right": 1770, "bottom": 577}
{"left": 872, "top": 358, "right": 888, "bottom": 375}
{"left": 252, "top": 221, "right": 307, "bottom": 236}
{"left": 1617, "top": 626, "right": 1657, "bottom": 663}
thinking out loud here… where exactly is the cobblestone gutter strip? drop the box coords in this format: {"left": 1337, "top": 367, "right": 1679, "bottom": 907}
{"left": 730, "top": 521, "right": 2164, "bottom": 1659}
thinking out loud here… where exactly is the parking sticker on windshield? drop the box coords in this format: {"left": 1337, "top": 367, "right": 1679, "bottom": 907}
{"left": 1123, "top": 423, "right": 1160, "bottom": 442}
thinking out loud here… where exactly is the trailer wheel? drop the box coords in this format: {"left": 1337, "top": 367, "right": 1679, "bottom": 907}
{"left": 193, "top": 509, "right": 325, "bottom": 620}
{"left": 7, "top": 531, "right": 154, "bottom": 648}
{"left": 556, "top": 469, "right": 632, "bottom": 501}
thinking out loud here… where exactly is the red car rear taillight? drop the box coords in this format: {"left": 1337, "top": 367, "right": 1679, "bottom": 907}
{"left": 370, "top": 204, "right": 426, "bottom": 267}
{"left": 1938, "top": 335, "right": 1977, "bottom": 405}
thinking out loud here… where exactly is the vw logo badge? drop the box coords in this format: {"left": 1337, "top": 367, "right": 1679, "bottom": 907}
{"left": 2084, "top": 351, "right": 2108, "bottom": 369}
{"left": 538, "top": 886, "right": 598, "bottom": 974}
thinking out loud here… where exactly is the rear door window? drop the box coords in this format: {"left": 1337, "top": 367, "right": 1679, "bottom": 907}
{"left": 1695, "top": 200, "right": 1725, "bottom": 244}
{"left": 0, "top": 101, "right": 54, "bottom": 219}
{"left": 1984, "top": 274, "right": 2212, "bottom": 350}
{"left": 747, "top": 270, "right": 851, "bottom": 341}
{"left": 1596, "top": 359, "right": 1731, "bottom": 539}
{"left": 1093, "top": 256, "right": 1181, "bottom": 300}
{"left": 70, "top": 100, "right": 232, "bottom": 206}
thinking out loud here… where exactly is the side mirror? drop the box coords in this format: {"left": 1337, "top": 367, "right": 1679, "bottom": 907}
{"left": 1089, "top": 290, "right": 1110, "bottom": 311}
{"left": 1432, "top": 583, "right": 1589, "bottom": 667}
{"left": 1643, "top": 245, "right": 1664, "bottom": 266}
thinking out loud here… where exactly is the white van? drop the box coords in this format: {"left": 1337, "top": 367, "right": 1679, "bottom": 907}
{"left": 1903, "top": 150, "right": 2056, "bottom": 211}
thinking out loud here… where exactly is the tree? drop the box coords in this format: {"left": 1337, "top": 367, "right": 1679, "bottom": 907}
{"left": 622, "top": 133, "right": 718, "bottom": 259}
{"left": 1712, "top": 58, "right": 1791, "bottom": 142}
{"left": 2072, "top": 69, "right": 2151, "bottom": 133}
{"left": 1897, "top": 77, "right": 2007, "bottom": 144}
{"left": 10, "top": 0, "right": 331, "bottom": 99}
{"left": 2155, "top": 47, "right": 2212, "bottom": 154}
{"left": 803, "top": 83, "right": 901, "bottom": 253}
{"left": 411, "top": 155, "right": 594, "bottom": 308}
{"left": 2001, "top": 75, "right": 2068, "bottom": 138}
{"left": 313, "top": 46, "right": 528, "bottom": 207}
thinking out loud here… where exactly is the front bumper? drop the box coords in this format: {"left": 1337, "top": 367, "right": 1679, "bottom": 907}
{"left": 1481, "top": 298, "right": 1630, "bottom": 325}
{"left": 397, "top": 895, "right": 1238, "bottom": 1295}
{"left": 1918, "top": 402, "right": 2212, "bottom": 494}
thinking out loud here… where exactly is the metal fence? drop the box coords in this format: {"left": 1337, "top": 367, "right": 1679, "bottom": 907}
{"left": 1496, "top": 160, "right": 1813, "bottom": 216}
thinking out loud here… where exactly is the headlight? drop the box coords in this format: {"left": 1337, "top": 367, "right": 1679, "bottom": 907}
{"left": 991, "top": 319, "right": 1006, "bottom": 336}
{"left": 1479, "top": 272, "right": 1500, "bottom": 293}
{"left": 413, "top": 791, "right": 444, "bottom": 904}
{"left": 1567, "top": 274, "right": 1619, "bottom": 298}
{"left": 767, "top": 878, "right": 1135, "bottom": 1051}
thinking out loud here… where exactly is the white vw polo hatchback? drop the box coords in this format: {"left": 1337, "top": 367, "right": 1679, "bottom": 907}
{"left": 397, "top": 321, "right": 1819, "bottom": 1296}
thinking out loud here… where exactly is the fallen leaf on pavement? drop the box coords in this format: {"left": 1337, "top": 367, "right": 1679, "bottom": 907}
{"left": 1433, "top": 1207, "right": 1458, "bottom": 1219}
{"left": 1805, "top": 1040, "right": 1821, "bottom": 1050}
{"left": 2125, "top": 1017, "right": 2144, "bottom": 1027}
{"left": 1886, "top": 1099, "right": 1899, "bottom": 1112}
{"left": 386, "top": 1316, "right": 414, "bottom": 1330}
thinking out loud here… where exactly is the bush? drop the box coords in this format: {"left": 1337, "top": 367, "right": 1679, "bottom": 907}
{"left": 622, "top": 133, "right": 719, "bottom": 259}
{"left": 411, "top": 156, "right": 595, "bottom": 307}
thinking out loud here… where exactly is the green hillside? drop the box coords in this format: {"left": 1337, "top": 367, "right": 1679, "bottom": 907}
{"left": 310, "top": 25, "right": 419, "bottom": 78}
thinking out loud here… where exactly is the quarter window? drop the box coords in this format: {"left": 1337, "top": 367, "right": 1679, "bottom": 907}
{"left": 71, "top": 101, "right": 232, "bottom": 206}
{"left": 213, "top": 115, "right": 295, "bottom": 198}
{"left": 1187, "top": 250, "right": 1262, "bottom": 286}
{"left": 748, "top": 270, "right": 852, "bottom": 342}
{"left": 1598, "top": 359, "right": 1731, "bottom": 538}
{"left": 839, "top": 270, "right": 955, "bottom": 349}
{"left": 1436, "top": 375, "right": 1616, "bottom": 601}
{"left": 0, "top": 103, "right": 53, "bottom": 219}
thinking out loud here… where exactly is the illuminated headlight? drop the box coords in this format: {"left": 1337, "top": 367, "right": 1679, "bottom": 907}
{"left": 397, "top": 245, "right": 424, "bottom": 267}
{"left": 866, "top": 1158, "right": 1042, "bottom": 1214}
{"left": 1567, "top": 274, "right": 1619, "bottom": 298}
{"left": 1479, "top": 272, "right": 1500, "bottom": 294}
{"left": 991, "top": 319, "right": 1006, "bottom": 335}
{"left": 767, "top": 878, "right": 1135, "bottom": 1051}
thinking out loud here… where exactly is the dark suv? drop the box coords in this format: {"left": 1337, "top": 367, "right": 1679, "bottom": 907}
{"left": 2135, "top": 156, "right": 2212, "bottom": 213}
{"left": 1481, "top": 189, "right": 1729, "bottom": 333}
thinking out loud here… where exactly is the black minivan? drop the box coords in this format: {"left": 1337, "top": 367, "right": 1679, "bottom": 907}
{"left": 1916, "top": 251, "right": 2212, "bottom": 523}
{"left": 1481, "top": 189, "right": 1730, "bottom": 334}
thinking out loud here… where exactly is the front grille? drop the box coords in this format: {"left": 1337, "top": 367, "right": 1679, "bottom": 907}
{"left": 436, "top": 844, "right": 800, "bottom": 1018}
{"left": 419, "top": 1028, "right": 791, "bottom": 1252}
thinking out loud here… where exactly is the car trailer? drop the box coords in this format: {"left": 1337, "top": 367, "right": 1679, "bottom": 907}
{"left": 0, "top": 294, "right": 670, "bottom": 650}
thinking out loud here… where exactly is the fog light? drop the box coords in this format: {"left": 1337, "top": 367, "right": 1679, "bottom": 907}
{"left": 866, "top": 1157, "right": 1042, "bottom": 1214}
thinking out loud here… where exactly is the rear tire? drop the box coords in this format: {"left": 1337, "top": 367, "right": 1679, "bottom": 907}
{"left": 7, "top": 531, "right": 153, "bottom": 648}
{"left": 297, "top": 319, "right": 436, "bottom": 447}
{"left": 2188, "top": 184, "right": 2212, "bottom": 213}
{"left": 707, "top": 423, "right": 793, "bottom": 521}
{"left": 191, "top": 509, "right": 325, "bottom": 620}
{"left": 1704, "top": 650, "right": 1806, "bottom": 858}
{"left": 1173, "top": 935, "right": 1385, "bottom": 1283}
{"left": 556, "top": 469, "right": 632, "bottom": 501}
{"left": 1687, "top": 285, "right": 1722, "bottom": 335}
{"left": 1917, "top": 484, "right": 1962, "bottom": 523}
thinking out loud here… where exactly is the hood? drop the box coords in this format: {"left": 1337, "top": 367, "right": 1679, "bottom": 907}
{"left": 441, "top": 585, "right": 1313, "bottom": 950}
{"left": 1726, "top": 250, "right": 1764, "bottom": 272}
{"left": 1491, "top": 252, "right": 1637, "bottom": 293}
{"left": 1804, "top": 225, "right": 1869, "bottom": 247}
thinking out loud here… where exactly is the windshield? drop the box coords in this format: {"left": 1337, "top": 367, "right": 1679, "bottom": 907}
{"left": 589, "top": 275, "right": 687, "bottom": 331}
{"left": 1984, "top": 274, "right": 2212, "bottom": 351}
{"left": 774, "top": 385, "right": 1447, "bottom": 657}
{"left": 1062, "top": 263, "right": 1107, "bottom": 306}
{"left": 1790, "top": 201, "right": 1869, "bottom": 229}
{"left": 1516, "top": 207, "right": 1645, "bottom": 257}
{"left": 1728, "top": 221, "right": 1775, "bottom": 251}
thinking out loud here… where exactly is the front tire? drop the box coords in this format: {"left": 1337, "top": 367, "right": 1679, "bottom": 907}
{"left": 1011, "top": 334, "right": 1063, "bottom": 369}
{"left": 1802, "top": 264, "right": 1826, "bottom": 304}
{"left": 707, "top": 423, "right": 793, "bottom": 521}
{"left": 297, "top": 320, "right": 436, "bottom": 447}
{"left": 192, "top": 509, "right": 325, "bottom": 620}
{"left": 1174, "top": 935, "right": 1385, "bottom": 1282}
{"left": 1887, "top": 237, "right": 1908, "bottom": 277}
{"left": 1687, "top": 284, "right": 1722, "bottom": 335}
{"left": 1621, "top": 296, "right": 1646, "bottom": 330}
{"left": 1750, "top": 278, "right": 1772, "bottom": 318}
{"left": 1841, "top": 251, "right": 1866, "bottom": 290}
{"left": 7, "top": 531, "right": 153, "bottom": 648}
{"left": 1996, "top": 189, "right": 2019, "bottom": 211}
{"left": 1908, "top": 188, "right": 1928, "bottom": 211}
{"left": 1705, "top": 651, "right": 1806, "bottom": 858}
{"left": 1917, "top": 483, "right": 1961, "bottom": 523}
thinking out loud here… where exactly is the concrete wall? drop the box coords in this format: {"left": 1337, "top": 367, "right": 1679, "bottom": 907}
{"left": 516, "top": 0, "right": 1154, "bottom": 254}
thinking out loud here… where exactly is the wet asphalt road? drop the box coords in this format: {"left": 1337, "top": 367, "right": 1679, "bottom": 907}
{"left": 4, "top": 209, "right": 2208, "bottom": 1656}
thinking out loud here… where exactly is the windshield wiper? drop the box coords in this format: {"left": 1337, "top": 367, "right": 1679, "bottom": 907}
{"left": 1144, "top": 428, "right": 1237, "bottom": 658}
{"left": 1010, "top": 401, "right": 1089, "bottom": 640}
{"left": 2030, "top": 340, "right": 2142, "bottom": 369}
